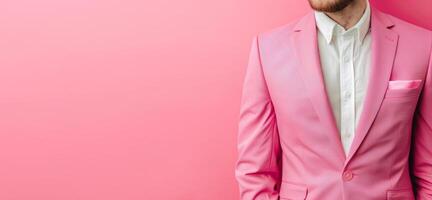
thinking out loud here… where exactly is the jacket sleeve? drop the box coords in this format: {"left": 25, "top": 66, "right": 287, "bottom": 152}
{"left": 411, "top": 38, "right": 432, "bottom": 200}
{"left": 235, "top": 35, "right": 282, "bottom": 200}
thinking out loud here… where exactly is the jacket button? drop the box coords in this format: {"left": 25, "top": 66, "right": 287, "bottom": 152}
{"left": 342, "top": 170, "right": 353, "bottom": 181}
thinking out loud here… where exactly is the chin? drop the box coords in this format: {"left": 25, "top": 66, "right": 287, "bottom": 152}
{"left": 308, "top": 0, "right": 355, "bottom": 12}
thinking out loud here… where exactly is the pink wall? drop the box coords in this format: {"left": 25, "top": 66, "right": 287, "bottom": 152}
{"left": 0, "top": 0, "right": 430, "bottom": 199}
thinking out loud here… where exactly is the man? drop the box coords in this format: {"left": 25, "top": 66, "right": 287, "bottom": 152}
{"left": 235, "top": 0, "right": 432, "bottom": 199}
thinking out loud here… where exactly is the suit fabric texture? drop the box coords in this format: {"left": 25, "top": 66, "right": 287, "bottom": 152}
{"left": 235, "top": 5, "right": 432, "bottom": 200}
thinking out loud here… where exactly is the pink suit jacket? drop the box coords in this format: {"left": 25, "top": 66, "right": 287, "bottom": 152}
{"left": 235, "top": 5, "right": 432, "bottom": 200}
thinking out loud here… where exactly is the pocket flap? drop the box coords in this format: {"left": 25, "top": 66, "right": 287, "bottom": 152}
{"left": 279, "top": 181, "right": 308, "bottom": 200}
{"left": 387, "top": 189, "right": 414, "bottom": 200}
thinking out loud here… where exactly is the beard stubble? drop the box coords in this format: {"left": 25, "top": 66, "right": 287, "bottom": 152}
{"left": 308, "top": 0, "right": 356, "bottom": 12}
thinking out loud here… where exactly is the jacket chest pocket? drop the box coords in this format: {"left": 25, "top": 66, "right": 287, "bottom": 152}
{"left": 384, "top": 79, "right": 422, "bottom": 99}
{"left": 382, "top": 80, "right": 422, "bottom": 116}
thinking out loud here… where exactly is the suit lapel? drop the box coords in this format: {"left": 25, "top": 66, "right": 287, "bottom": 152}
{"left": 345, "top": 6, "right": 399, "bottom": 163}
{"left": 290, "top": 7, "right": 398, "bottom": 164}
{"left": 290, "top": 13, "right": 346, "bottom": 162}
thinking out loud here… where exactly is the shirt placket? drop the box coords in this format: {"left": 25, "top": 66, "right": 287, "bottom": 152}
{"left": 339, "top": 30, "right": 356, "bottom": 155}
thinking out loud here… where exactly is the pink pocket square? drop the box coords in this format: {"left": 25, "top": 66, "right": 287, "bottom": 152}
{"left": 388, "top": 79, "right": 422, "bottom": 90}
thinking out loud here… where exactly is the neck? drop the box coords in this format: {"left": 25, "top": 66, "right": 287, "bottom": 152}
{"left": 325, "top": 0, "right": 367, "bottom": 30}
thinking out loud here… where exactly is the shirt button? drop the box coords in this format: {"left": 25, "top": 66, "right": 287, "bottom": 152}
{"left": 343, "top": 55, "right": 350, "bottom": 63}
{"left": 345, "top": 91, "right": 351, "bottom": 98}
{"left": 342, "top": 170, "right": 354, "bottom": 181}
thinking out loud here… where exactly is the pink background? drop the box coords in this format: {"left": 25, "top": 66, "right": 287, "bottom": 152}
{"left": 0, "top": 0, "right": 430, "bottom": 199}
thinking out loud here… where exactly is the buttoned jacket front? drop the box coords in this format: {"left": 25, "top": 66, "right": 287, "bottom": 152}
{"left": 235, "top": 5, "right": 432, "bottom": 200}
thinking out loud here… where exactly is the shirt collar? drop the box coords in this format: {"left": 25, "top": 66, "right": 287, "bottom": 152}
{"left": 314, "top": 0, "right": 371, "bottom": 44}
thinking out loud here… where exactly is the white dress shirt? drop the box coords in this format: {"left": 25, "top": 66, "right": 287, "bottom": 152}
{"left": 314, "top": 1, "right": 371, "bottom": 156}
